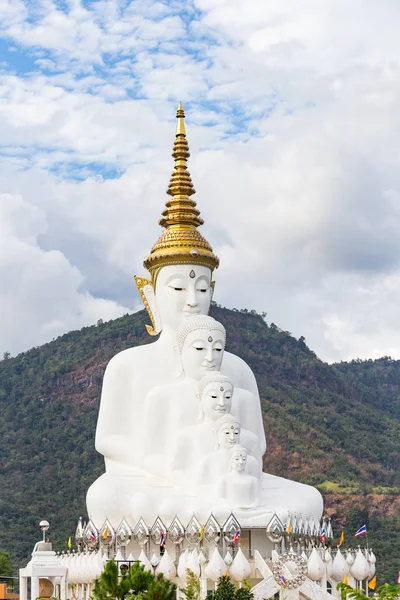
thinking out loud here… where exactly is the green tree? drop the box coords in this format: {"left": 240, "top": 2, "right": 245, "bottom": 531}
{"left": 214, "top": 575, "right": 236, "bottom": 600}
{"left": 133, "top": 575, "right": 176, "bottom": 600}
{"left": 0, "top": 552, "right": 12, "bottom": 577}
{"left": 337, "top": 582, "right": 400, "bottom": 600}
{"left": 213, "top": 575, "right": 254, "bottom": 600}
{"left": 182, "top": 570, "right": 200, "bottom": 600}
{"left": 92, "top": 560, "right": 176, "bottom": 600}
{"left": 235, "top": 583, "right": 254, "bottom": 600}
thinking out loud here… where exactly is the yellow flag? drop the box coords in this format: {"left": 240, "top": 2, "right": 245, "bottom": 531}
{"left": 199, "top": 525, "right": 205, "bottom": 540}
{"left": 339, "top": 530, "right": 345, "bottom": 546}
{"left": 287, "top": 522, "right": 291, "bottom": 535}
{"left": 67, "top": 537, "right": 72, "bottom": 549}
{"left": 343, "top": 575, "right": 348, "bottom": 585}
{"left": 103, "top": 526, "right": 109, "bottom": 539}
{"left": 368, "top": 576, "right": 377, "bottom": 590}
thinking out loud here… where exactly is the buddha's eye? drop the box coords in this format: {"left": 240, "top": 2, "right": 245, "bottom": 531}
{"left": 194, "top": 346, "right": 205, "bottom": 351}
{"left": 214, "top": 347, "right": 222, "bottom": 352}
{"left": 198, "top": 288, "right": 208, "bottom": 293}
{"left": 211, "top": 395, "right": 218, "bottom": 399}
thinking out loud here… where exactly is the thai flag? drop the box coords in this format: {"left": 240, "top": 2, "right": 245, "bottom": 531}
{"left": 280, "top": 575, "right": 286, "bottom": 586}
{"left": 89, "top": 529, "right": 97, "bottom": 541}
{"left": 159, "top": 531, "right": 166, "bottom": 547}
{"left": 320, "top": 527, "right": 326, "bottom": 543}
{"left": 233, "top": 529, "right": 241, "bottom": 543}
{"left": 355, "top": 525, "right": 367, "bottom": 538}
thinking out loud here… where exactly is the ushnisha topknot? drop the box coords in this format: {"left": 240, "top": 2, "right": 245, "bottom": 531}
{"left": 176, "top": 315, "right": 226, "bottom": 355}
{"left": 214, "top": 412, "right": 240, "bottom": 431}
{"left": 197, "top": 372, "right": 233, "bottom": 402}
{"left": 230, "top": 444, "right": 247, "bottom": 457}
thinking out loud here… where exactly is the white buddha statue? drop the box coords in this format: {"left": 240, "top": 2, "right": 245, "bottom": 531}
{"left": 168, "top": 373, "right": 260, "bottom": 477}
{"left": 86, "top": 104, "right": 323, "bottom": 528}
{"left": 217, "top": 445, "right": 260, "bottom": 509}
{"left": 193, "top": 412, "right": 261, "bottom": 487}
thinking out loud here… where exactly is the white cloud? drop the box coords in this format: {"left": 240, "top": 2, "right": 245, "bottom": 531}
{"left": 0, "top": 0, "right": 400, "bottom": 362}
{"left": 0, "top": 193, "right": 129, "bottom": 356}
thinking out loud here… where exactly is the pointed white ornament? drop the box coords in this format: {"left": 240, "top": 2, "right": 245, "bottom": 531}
{"left": 324, "top": 549, "right": 333, "bottom": 578}
{"left": 350, "top": 548, "right": 370, "bottom": 581}
{"left": 150, "top": 552, "right": 159, "bottom": 567}
{"left": 178, "top": 549, "right": 189, "bottom": 583}
{"left": 307, "top": 548, "right": 325, "bottom": 581}
{"left": 332, "top": 549, "right": 349, "bottom": 581}
{"left": 115, "top": 549, "right": 124, "bottom": 562}
{"left": 139, "top": 549, "right": 152, "bottom": 572}
{"left": 229, "top": 547, "right": 251, "bottom": 582}
{"left": 224, "top": 551, "right": 233, "bottom": 565}
{"left": 205, "top": 548, "right": 227, "bottom": 582}
{"left": 189, "top": 548, "right": 201, "bottom": 577}
{"left": 368, "top": 551, "right": 376, "bottom": 579}
{"left": 156, "top": 549, "right": 177, "bottom": 580}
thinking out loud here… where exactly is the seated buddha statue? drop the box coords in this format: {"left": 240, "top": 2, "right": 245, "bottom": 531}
{"left": 168, "top": 374, "right": 261, "bottom": 478}
{"left": 86, "top": 104, "right": 323, "bottom": 529}
{"left": 217, "top": 445, "right": 260, "bottom": 509}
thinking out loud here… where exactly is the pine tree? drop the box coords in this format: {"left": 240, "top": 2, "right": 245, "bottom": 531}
{"left": 214, "top": 575, "right": 236, "bottom": 600}
{"left": 235, "top": 586, "right": 254, "bottom": 600}
{"left": 182, "top": 569, "right": 201, "bottom": 600}
{"left": 92, "top": 559, "right": 176, "bottom": 600}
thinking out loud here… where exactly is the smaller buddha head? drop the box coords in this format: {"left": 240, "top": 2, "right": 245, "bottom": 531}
{"left": 176, "top": 315, "right": 226, "bottom": 380}
{"left": 229, "top": 445, "right": 247, "bottom": 473}
{"left": 197, "top": 372, "right": 234, "bottom": 421}
{"left": 215, "top": 413, "right": 241, "bottom": 450}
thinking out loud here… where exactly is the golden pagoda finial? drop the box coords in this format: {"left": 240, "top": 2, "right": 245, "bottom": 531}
{"left": 176, "top": 102, "right": 186, "bottom": 136}
{"left": 143, "top": 104, "right": 219, "bottom": 282}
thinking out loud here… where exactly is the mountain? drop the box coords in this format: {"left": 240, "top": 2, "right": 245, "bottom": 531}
{"left": 0, "top": 305, "right": 399, "bottom": 583}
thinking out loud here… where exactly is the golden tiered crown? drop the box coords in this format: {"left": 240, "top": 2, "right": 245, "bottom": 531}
{"left": 143, "top": 103, "right": 219, "bottom": 283}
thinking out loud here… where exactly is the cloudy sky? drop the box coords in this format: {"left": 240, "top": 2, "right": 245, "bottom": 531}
{"left": 0, "top": 0, "right": 399, "bottom": 363}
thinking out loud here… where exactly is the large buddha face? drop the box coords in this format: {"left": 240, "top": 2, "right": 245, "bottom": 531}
{"left": 201, "top": 381, "right": 233, "bottom": 421}
{"left": 217, "top": 419, "right": 241, "bottom": 450}
{"left": 181, "top": 327, "right": 225, "bottom": 380}
{"left": 155, "top": 265, "right": 212, "bottom": 332}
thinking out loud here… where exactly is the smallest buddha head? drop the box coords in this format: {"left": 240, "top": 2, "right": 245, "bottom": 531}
{"left": 215, "top": 413, "right": 241, "bottom": 450}
{"left": 197, "top": 372, "right": 233, "bottom": 421}
{"left": 229, "top": 445, "right": 247, "bottom": 473}
{"left": 176, "top": 315, "right": 226, "bottom": 380}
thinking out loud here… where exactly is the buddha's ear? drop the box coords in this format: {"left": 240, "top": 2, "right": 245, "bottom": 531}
{"left": 174, "top": 345, "right": 184, "bottom": 378}
{"left": 196, "top": 393, "right": 204, "bottom": 421}
{"left": 134, "top": 276, "right": 162, "bottom": 336}
{"left": 210, "top": 281, "right": 216, "bottom": 301}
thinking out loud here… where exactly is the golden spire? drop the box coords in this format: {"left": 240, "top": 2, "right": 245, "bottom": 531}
{"left": 160, "top": 103, "right": 202, "bottom": 229}
{"left": 143, "top": 103, "right": 219, "bottom": 282}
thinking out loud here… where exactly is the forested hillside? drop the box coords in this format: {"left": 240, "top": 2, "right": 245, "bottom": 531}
{"left": 0, "top": 306, "right": 399, "bottom": 583}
